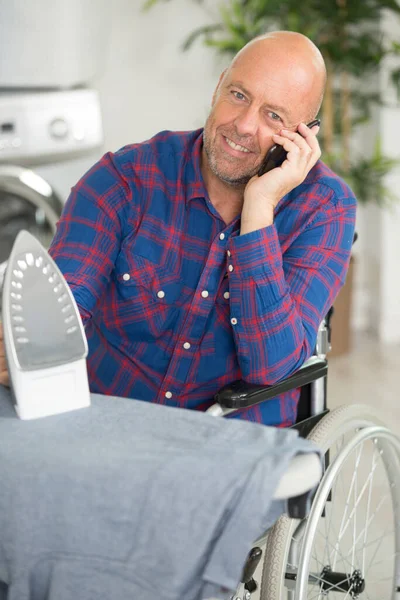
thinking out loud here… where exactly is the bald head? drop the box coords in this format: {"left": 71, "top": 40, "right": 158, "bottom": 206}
{"left": 225, "top": 31, "right": 326, "bottom": 120}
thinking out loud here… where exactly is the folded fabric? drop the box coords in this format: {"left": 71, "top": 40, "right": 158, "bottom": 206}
{"left": 0, "top": 385, "right": 320, "bottom": 600}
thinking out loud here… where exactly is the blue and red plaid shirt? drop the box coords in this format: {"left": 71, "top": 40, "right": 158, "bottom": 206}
{"left": 49, "top": 128, "right": 356, "bottom": 426}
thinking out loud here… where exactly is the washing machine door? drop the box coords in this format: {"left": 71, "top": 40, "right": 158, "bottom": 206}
{"left": 0, "top": 165, "right": 63, "bottom": 296}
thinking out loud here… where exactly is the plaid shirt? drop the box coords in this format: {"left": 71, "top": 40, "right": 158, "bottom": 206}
{"left": 49, "top": 129, "right": 356, "bottom": 426}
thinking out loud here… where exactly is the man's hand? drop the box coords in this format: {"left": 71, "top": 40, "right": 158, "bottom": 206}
{"left": 240, "top": 122, "right": 321, "bottom": 235}
{"left": 0, "top": 322, "right": 10, "bottom": 388}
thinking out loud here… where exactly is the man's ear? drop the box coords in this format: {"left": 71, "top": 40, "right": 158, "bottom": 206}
{"left": 211, "top": 70, "right": 227, "bottom": 105}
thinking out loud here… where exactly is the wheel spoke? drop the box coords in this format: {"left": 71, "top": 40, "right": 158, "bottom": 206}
{"left": 344, "top": 495, "right": 389, "bottom": 562}
{"left": 332, "top": 448, "right": 359, "bottom": 567}
{"left": 322, "top": 498, "right": 354, "bottom": 572}
{"left": 343, "top": 583, "right": 355, "bottom": 600}
{"left": 315, "top": 526, "right": 358, "bottom": 573}
{"left": 362, "top": 535, "right": 398, "bottom": 556}
{"left": 351, "top": 446, "right": 358, "bottom": 571}
{"left": 365, "top": 541, "right": 397, "bottom": 578}
{"left": 344, "top": 516, "right": 393, "bottom": 562}
{"left": 362, "top": 447, "right": 378, "bottom": 574}
{"left": 362, "top": 496, "right": 392, "bottom": 577}
{"left": 335, "top": 452, "right": 378, "bottom": 550}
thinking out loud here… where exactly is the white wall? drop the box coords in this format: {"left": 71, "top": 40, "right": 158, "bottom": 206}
{"left": 95, "top": 0, "right": 224, "bottom": 152}
{"left": 353, "top": 14, "right": 400, "bottom": 344}
{"left": 376, "top": 12, "right": 400, "bottom": 343}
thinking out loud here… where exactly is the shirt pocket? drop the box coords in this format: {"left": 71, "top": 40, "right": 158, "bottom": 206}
{"left": 111, "top": 253, "right": 192, "bottom": 344}
{"left": 115, "top": 254, "right": 188, "bottom": 306}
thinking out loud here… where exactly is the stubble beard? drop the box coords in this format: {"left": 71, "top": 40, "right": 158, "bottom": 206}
{"left": 203, "top": 122, "right": 259, "bottom": 187}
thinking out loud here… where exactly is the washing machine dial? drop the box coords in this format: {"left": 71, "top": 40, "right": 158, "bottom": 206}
{"left": 49, "top": 117, "right": 69, "bottom": 140}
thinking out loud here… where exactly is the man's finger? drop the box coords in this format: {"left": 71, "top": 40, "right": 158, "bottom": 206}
{"left": 271, "top": 134, "right": 312, "bottom": 168}
{"left": 271, "top": 134, "right": 301, "bottom": 156}
{"left": 297, "top": 122, "right": 320, "bottom": 152}
{"left": 278, "top": 129, "right": 310, "bottom": 153}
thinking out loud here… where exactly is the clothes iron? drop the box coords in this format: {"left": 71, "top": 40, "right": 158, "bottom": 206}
{"left": 1, "top": 230, "right": 90, "bottom": 419}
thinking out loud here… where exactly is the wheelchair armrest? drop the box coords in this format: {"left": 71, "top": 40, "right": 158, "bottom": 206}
{"left": 213, "top": 356, "right": 328, "bottom": 410}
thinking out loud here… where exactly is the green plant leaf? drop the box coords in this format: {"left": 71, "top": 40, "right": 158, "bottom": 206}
{"left": 142, "top": 0, "right": 169, "bottom": 10}
{"left": 181, "top": 24, "right": 224, "bottom": 51}
{"left": 345, "top": 140, "right": 400, "bottom": 206}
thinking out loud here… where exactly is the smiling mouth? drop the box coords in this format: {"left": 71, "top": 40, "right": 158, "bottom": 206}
{"left": 224, "top": 136, "right": 251, "bottom": 153}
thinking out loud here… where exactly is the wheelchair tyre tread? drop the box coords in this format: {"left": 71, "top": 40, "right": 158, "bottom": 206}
{"left": 259, "top": 403, "right": 391, "bottom": 600}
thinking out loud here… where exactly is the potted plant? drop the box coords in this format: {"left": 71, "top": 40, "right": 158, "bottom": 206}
{"left": 144, "top": 0, "right": 400, "bottom": 354}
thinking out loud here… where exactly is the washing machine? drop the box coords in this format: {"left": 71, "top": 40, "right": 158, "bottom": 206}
{"left": 0, "top": 88, "right": 104, "bottom": 297}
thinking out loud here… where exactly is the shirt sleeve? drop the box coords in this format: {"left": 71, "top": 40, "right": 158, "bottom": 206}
{"left": 227, "top": 192, "right": 356, "bottom": 385}
{"left": 48, "top": 154, "right": 130, "bottom": 324}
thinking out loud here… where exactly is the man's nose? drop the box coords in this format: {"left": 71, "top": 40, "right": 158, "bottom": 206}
{"left": 233, "top": 106, "right": 259, "bottom": 137}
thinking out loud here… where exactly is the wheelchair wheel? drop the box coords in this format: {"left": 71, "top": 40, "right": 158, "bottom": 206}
{"left": 260, "top": 404, "right": 400, "bottom": 599}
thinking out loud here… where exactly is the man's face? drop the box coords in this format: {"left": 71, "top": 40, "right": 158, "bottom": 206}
{"left": 203, "top": 50, "right": 315, "bottom": 186}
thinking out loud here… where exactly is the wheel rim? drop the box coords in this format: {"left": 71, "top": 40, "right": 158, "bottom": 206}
{"left": 295, "top": 426, "right": 400, "bottom": 599}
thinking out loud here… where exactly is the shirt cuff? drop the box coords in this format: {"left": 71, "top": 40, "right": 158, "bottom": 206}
{"left": 228, "top": 225, "right": 283, "bottom": 277}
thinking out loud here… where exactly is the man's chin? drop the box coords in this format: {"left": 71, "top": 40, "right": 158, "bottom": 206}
{"left": 219, "top": 173, "right": 251, "bottom": 186}
{"left": 216, "top": 165, "right": 258, "bottom": 186}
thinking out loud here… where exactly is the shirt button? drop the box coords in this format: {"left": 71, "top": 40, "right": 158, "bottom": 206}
{"left": 165, "top": 391, "right": 172, "bottom": 399}
{"left": 123, "top": 273, "right": 130, "bottom": 281}
{"left": 227, "top": 250, "right": 231, "bottom": 257}
{"left": 231, "top": 318, "right": 238, "bottom": 326}
{"left": 183, "top": 342, "right": 191, "bottom": 350}
{"left": 201, "top": 290, "right": 209, "bottom": 298}
{"left": 224, "top": 291, "right": 230, "bottom": 299}
{"left": 228, "top": 265, "right": 234, "bottom": 272}
{"left": 219, "top": 233, "right": 225, "bottom": 240}
{"left": 157, "top": 290, "right": 165, "bottom": 299}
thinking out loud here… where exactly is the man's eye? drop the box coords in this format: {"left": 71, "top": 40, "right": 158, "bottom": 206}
{"left": 268, "top": 112, "right": 282, "bottom": 121}
{"left": 232, "top": 91, "right": 246, "bottom": 101}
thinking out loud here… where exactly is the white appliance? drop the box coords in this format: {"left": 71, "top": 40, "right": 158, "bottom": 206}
{"left": 0, "top": 88, "right": 104, "bottom": 200}
{"left": 0, "top": 0, "right": 110, "bottom": 89}
{"left": 0, "top": 89, "right": 103, "bottom": 164}
{"left": 0, "top": 89, "right": 104, "bottom": 300}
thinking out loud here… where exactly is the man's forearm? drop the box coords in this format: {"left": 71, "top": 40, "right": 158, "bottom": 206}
{"left": 240, "top": 201, "right": 275, "bottom": 236}
{"left": 227, "top": 226, "right": 312, "bottom": 385}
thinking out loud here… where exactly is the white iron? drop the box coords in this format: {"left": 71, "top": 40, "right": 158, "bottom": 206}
{"left": 1, "top": 230, "right": 90, "bottom": 419}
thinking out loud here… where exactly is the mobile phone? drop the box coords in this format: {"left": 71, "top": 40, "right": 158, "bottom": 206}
{"left": 257, "top": 119, "right": 321, "bottom": 177}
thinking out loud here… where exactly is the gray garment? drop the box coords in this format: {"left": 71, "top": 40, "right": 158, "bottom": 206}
{"left": 0, "top": 385, "right": 320, "bottom": 600}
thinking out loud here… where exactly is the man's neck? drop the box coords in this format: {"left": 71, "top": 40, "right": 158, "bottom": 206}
{"left": 200, "top": 149, "right": 244, "bottom": 226}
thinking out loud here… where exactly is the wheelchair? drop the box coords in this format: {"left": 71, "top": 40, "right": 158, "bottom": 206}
{"left": 207, "top": 313, "right": 400, "bottom": 600}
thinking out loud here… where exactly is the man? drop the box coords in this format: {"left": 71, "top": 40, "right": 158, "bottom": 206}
{"left": 0, "top": 31, "right": 356, "bottom": 426}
